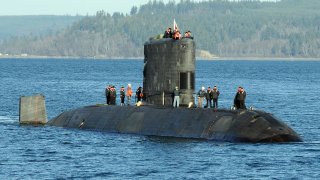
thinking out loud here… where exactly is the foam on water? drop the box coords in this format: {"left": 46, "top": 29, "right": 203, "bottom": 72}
{"left": 0, "top": 115, "right": 17, "bottom": 124}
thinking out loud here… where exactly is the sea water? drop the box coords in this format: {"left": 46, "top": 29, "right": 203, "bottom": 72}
{"left": 0, "top": 58, "right": 319, "bottom": 179}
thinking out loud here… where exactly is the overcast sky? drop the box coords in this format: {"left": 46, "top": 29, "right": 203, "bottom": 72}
{"left": 0, "top": 0, "right": 201, "bottom": 16}
{"left": 0, "top": 0, "right": 276, "bottom": 16}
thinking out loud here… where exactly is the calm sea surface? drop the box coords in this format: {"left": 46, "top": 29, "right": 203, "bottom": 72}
{"left": 0, "top": 58, "right": 319, "bottom": 179}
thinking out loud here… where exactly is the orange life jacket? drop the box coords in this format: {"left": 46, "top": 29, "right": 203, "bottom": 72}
{"left": 126, "top": 88, "right": 132, "bottom": 96}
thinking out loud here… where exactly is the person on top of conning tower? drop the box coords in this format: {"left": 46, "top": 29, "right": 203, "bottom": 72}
{"left": 173, "top": 31, "right": 182, "bottom": 40}
{"left": 184, "top": 30, "right": 194, "bottom": 39}
{"left": 163, "top": 27, "right": 172, "bottom": 38}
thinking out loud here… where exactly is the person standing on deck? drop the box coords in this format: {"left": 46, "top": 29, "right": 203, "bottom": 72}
{"left": 205, "top": 87, "right": 212, "bottom": 108}
{"left": 197, "top": 86, "right": 206, "bottom": 108}
{"left": 126, "top": 83, "right": 133, "bottom": 106}
{"left": 120, "top": 87, "right": 125, "bottom": 106}
{"left": 173, "top": 86, "right": 180, "bottom": 108}
{"left": 212, "top": 86, "right": 220, "bottom": 109}
{"left": 234, "top": 86, "right": 246, "bottom": 110}
{"left": 105, "top": 85, "right": 111, "bottom": 105}
{"left": 136, "top": 86, "right": 143, "bottom": 102}
{"left": 109, "top": 86, "right": 117, "bottom": 105}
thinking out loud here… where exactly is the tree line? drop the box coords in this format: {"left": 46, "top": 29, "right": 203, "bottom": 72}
{"left": 1, "top": 0, "right": 320, "bottom": 58}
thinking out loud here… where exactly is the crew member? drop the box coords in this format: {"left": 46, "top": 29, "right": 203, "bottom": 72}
{"left": 205, "top": 87, "right": 211, "bottom": 108}
{"left": 212, "top": 86, "right": 220, "bottom": 109}
{"left": 173, "top": 86, "right": 180, "bottom": 108}
{"left": 163, "top": 27, "right": 172, "bottom": 38}
{"left": 173, "top": 31, "right": 182, "bottom": 40}
{"left": 126, "top": 83, "right": 132, "bottom": 106}
{"left": 184, "top": 30, "right": 194, "bottom": 39}
{"left": 120, "top": 86, "right": 125, "bottom": 106}
{"left": 105, "top": 85, "right": 111, "bottom": 104}
{"left": 197, "top": 86, "right": 206, "bottom": 108}
{"left": 136, "top": 86, "right": 143, "bottom": 102}
{"left": 234, "top": 86, "right": 246, "bottom": 109}
{"left": 109, "top": 86, "right": 117, "bottom": 105}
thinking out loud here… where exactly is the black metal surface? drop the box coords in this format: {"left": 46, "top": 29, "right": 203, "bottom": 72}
{"left": 143, "top": 38, "right": 195, "bottom": 106}
{"left": 48, "top": 105, "right": 302, "bottom": 142}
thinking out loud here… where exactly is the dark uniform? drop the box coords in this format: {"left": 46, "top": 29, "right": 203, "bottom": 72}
{"left": 136, "top": 87, "right": 143, "bottom": 102}
{"left": 120, "top": 87, "right": 125, "bottom": 106}
{"left": 205, "top": 88, "right": 211, "bottom": 108}
{"left": 163, "top": 28, "right": 172, "bottom": 38}
{"left": 211, "top": 89, "right": 220, "bottom": 109}
{"left": 109, "top": 87, "right": 117, "bottom": 105}
{"left": 105, "top": 86, "right": 111, "bottom": 104}
{"left": 234, "top": 87, "right": 246, "bottom": 109}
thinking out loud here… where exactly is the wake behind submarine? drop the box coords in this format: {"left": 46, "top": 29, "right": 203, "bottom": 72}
{"left": 21, "top": 37, "right": 302, "bottom": 143}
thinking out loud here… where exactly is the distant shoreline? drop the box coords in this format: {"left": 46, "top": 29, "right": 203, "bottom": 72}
{"left": 0, "top": 55, "right": 320, "bottom": 61}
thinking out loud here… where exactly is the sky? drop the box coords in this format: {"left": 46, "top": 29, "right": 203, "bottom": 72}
{"left": 0, "top": 0, "right": 276, "bottom": 16}
{"left": 0, "top": 0, "right": 201, "bottom": 16}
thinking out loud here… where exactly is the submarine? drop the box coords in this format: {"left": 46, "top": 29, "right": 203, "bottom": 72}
{"left": 20, "top": 37, "right": 302, "bottom": 143}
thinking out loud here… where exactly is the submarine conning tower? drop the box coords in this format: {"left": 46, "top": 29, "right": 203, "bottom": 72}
{"left": 143, "top": 38, "right": 195, "bottom": 106}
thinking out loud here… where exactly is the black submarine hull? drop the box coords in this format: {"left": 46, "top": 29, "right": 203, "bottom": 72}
{"left": 48, "top": 105, "right": 302, "bottom": 143}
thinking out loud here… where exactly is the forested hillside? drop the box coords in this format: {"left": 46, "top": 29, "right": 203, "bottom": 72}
{"left": 1, "top": 0, "right": 320, "bottom": 58}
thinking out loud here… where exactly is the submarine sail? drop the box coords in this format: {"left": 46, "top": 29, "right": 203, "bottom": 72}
{"left": 143, "top": 38, "right": 195, "bottom": 106}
